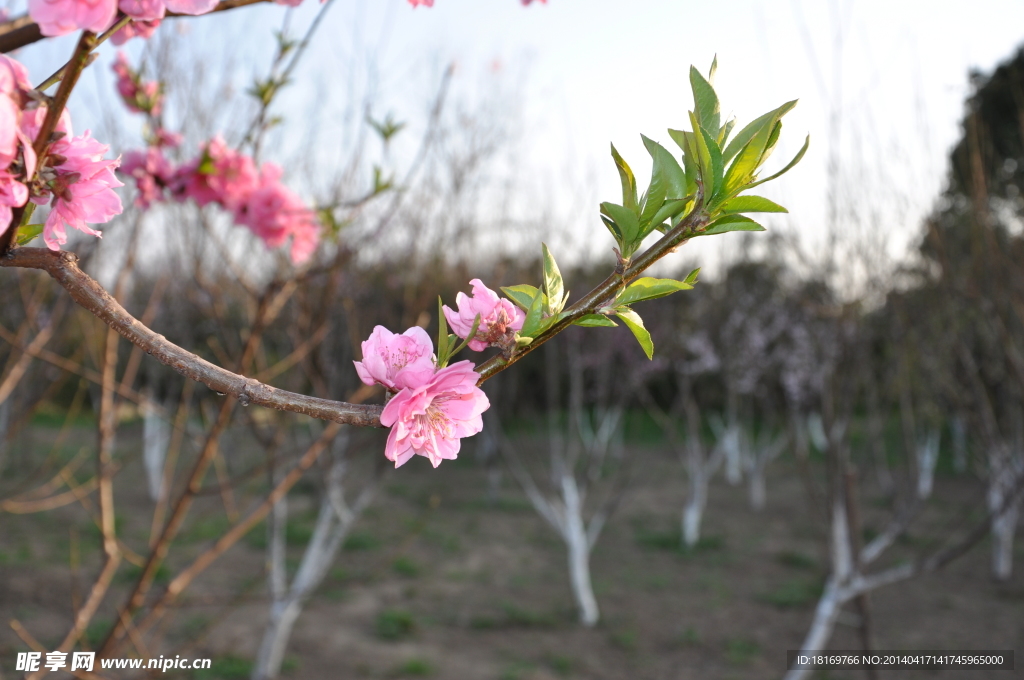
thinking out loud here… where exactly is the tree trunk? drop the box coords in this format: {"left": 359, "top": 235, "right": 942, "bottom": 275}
{"left": 988, "top": 446, "right": 1020, "bottom": 581}
{"left": 561, "top": 472, "right": 598, "bottom": 627}
{"left": 142, "top": 394, "right": 169, "bottom": 502}
{"left": 915, "top": 429, "right": 939, "bottom": 500}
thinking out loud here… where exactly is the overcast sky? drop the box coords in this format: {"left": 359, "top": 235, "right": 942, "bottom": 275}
{"left": 14, "top": 0, "right": 1024, "bottom": 274}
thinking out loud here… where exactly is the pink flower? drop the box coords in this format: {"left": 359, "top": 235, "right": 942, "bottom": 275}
{"left": 521, "top": 0, "right": 546, "bottom": 4}
{"left": 119, "top": 0, "right": 164, "bottom": 20}
{"left": 380, "top": 360, "right": 489, "bottom": 468}
{"left": 443, "top": 279, "right": 525, "bottom": 351}
{"left": 0, "top": 170, "right": 29, "bottom": 234}
{"left": 120, "top": 147, "right": 173, "bottom": 208}
{"left": 407, "top": 0, "right": 433, "bottom": 6}
{"left": 274, "top": 0, "right": 304, "bottom": 6}
{"left": 0, "top": 55, "right": 32, "bottom": 168}
{"left": 112, "top": 52, "right": 163, "bottom": 115}
{"left": 110, "top": 18, "right": 161, "bottom": 45}
{"left": 34, "top": 132, "right": 123, "bottom": 251}
{"left": 163, "top": 0, "right": 218, "bottom": 14}
{"left": 153, "top": 128, "right": 182, "bottom": 147}
{"left": 234, "top": 163, "right": 320, "bottom": 264}
{"left": 29, "top": 0, "right": 119, "bottom": 36}
{"left": 174, "top": 136, "right": 258, "bottom": 210}
{"left": 353, "top": 326, "right": 436, "bottom": 392}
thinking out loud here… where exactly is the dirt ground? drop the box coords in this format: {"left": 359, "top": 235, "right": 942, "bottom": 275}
{"left": 1, "top": 420, "right": 1021, "bottom": 680}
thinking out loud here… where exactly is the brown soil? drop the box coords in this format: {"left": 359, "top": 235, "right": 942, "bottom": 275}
{"left": 1, "top": 422, "right": 1021, "bottom": 680}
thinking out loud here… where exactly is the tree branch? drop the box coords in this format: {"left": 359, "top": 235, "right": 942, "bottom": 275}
{"left": 1, "top": 248, "right": 384, "bottom": 427}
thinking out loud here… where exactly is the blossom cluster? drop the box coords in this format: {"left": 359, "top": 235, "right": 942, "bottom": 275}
{"left": 119, "top": 137, "right": 321, "bottom": 264}
{"left": 354, "top": 280, "right": 525, "bottom": 468}
{"left": 28, "top": 0, "right": 309, "bottom": 44}
{"left": 113, "top": 55, "right": 320, "bottom": 264}
{"left": 1, "top": 55, "right": 123, "bottom": 251}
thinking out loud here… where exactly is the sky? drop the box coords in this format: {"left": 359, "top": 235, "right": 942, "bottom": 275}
{"left": 10, "top": 0, "right": 1024, "bottom": 279}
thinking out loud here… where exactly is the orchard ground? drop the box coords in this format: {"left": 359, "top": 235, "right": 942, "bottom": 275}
{"left": 0, "top": 414, "right": 1020, "bottom": 680}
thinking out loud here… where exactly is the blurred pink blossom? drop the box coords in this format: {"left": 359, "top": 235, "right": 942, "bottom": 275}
{"left": 33, "top": 132, "right": 122, "bottom": 250}
{"left": 163, "top": 0, "right": 218, "bottom": 14}
{"left": 353, "top": 325, "right": 436, "bottom": 392}
{"left": 153, "top": 128, "right": 182, "bottom": 147}
{"left": 120, "top": 147, "right": 173, "bottom": 208}
{"left": 110, "top": 18, "right": 161, "bottom": 45}
{"left": 29, "top": 0, "right": 119, "bottom": 36}
{"left": 407, "top": 0, "right": 433, "bottom": 7}
{"left": 380, "top": 360, "right": 489, "bottom": 468}
{"left": 0, "top": 171, "right": 29, "bottom": 233}
{"left": 443, "top": 278, "right": 525, "bottom": 351}
{"left": 119, "top": 0, "right": 164, "bottom": 20}
{"left": 112, "top": 52, "right": 163, "bottom": 115}
{"left": 233, "top": 163, "right": 321, "bottom": 264}
{"left": 175, "top": 136, "right": 258, "bottom": 210}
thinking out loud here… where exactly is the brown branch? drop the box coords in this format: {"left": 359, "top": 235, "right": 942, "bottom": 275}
{"left": 1, "top": 248, "right": 384, "bottom": 427}
{"left": 0, "top": 0, "right": 271, "bottom": 54}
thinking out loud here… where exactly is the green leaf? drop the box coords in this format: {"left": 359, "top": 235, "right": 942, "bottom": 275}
{"left": 760, "top": 120, "right": 783, "bottom": 167}
{"left": 717, "top": 118, "right": 736, "bottom": 147}
{"left": 15, "top": 224, "right": 43, "bottom": 246}
{"left": 717, "top": 196, "right": 788, "bottom": 215}
{"left": 610, "top": 144, "right": 638, "bottom": 212}
{"left": 638, "top": 139, "right": 670, "bottom": 230}
{"left": 541, "top": 243, "right": 564, "bottom": 314}
{"left": 615, "top": 307, "right": 654, "bottom": 359}
{"left": 688, "top": 111, "right": 715, "bottom": 199}
{"left": 600, "top": 202, "right": 641, "bottom": 249}
{"left": 615, "top": 277, "right": 693, "bottom": 306}
{"left": 689, "top": 65, "right": 721, "bottom": 136}
{"left": 698, "top": 214, "right": 766, "bottom": 236}
{"left": 648, "top": 198, "right": 691, "bottom": 232}
{"left": 521, "top": 289, "right": 548, "bottom": 338}
{"left": 707, "top": 55, "right": 718, "bottom": 84}
{"left": 600, "top": 215, "right": 622, "bottom": 241}
{"left": 642, "top": 136, "right": 688, "bottom": 199}
{"left": 436, "top": 297, "right": 450, "bottom": 366}
{"left": 721, "top": 100, "right": 797, "bottom": 165}
{"left": 698, "top": 124, "right": 724, "bottom": 204}
{"left": 501, "top": 285, "right": 541, "bottom": 311}
{"left": 746, "top": 134, "right": 810, "bottom": 189}
{"left": 574, "top": 314, "right": 618, "bottom": 328}
{"left": 684, "top": 267, "right": 701, "bottom": 285}
{"left": 667, "top": 129, "right": 699, "bottom": 198}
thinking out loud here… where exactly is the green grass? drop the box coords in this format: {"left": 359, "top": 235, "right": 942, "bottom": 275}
{"left": 393, "top": 556, "right": 420, "bottom": 578}
{"left": 725, "top": 638, "right": 760, "bottom": 665}
{"left": 546, "top": 654, "right": 573, "bottom": 676}
{"left": 376, "top": 609, "right": 416, "bottom": 640}
{"left": 777, "top": 550, "right": 817, "bottom": 570}
{"left": 343, "top": 531, "right": 381, "bottom": 551}
{"left": 758, "top": 578, "right": 823, "bottom": 608}
{"left": 392, "top": 658, "right": 434, "bottom": 676}
{"left": 192, "top": 655, "right": 251, "bottom": 679}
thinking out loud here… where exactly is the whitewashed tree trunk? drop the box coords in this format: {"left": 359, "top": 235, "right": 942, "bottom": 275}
{"left": 914, "top": 429, "right": 940, "bottom": 500}
{"left": 561, "top": 472, "right": 598, "bottom": 626}
{"left": 744, "top": 431, "right": 788, "bottom": 512}
{"left": 987, "top": 444, "right": 1022, "bottom": 581}
{"left": 252, "top": 432, "right": 380, "bottom": 680}
{"left": 723, "top": 423, "right": 742, "bottom": 485}
{"left": 142, "top": 393, "right": 170, "bottom": 502}
{"left": 682, "top": 465, "right": 707, "bottom": 549}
